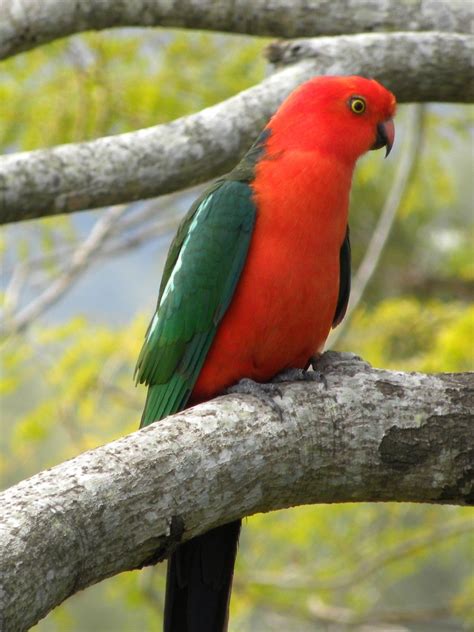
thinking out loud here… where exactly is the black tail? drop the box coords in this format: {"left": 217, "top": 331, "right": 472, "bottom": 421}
{"left": 164, "top": 520, "right": 241, "bottom": 632}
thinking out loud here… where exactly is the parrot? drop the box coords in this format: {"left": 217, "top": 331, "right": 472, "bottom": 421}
{"left": 135, "top": 75, "right": 396, "bottom": 632}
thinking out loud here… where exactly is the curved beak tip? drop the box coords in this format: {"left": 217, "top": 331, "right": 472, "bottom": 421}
{"left": 383, "top": 119, "right": 395, "bottom": 157}
{"left": 372, "top": 119, "right": 395, "bottom": 158}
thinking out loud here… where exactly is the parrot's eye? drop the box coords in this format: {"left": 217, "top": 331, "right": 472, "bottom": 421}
{"left": 349, "top": 97, "right": 366, "bottom": 114}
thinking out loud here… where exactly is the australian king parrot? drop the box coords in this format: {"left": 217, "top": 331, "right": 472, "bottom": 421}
{"left": 135, "top": 75, "right": 396, "bottom": 632}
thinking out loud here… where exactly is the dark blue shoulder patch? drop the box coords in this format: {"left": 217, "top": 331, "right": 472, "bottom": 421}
{"left": 333, "top": 226, "right": 351, "bottom": 327}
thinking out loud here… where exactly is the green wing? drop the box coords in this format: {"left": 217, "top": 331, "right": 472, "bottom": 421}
{"left": 135, "top": 179, "right": 257, "bottom": 426}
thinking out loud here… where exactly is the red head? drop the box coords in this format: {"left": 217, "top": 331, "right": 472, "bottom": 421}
{"left": 267, "top": 76, "right": 396, "bottom": 165}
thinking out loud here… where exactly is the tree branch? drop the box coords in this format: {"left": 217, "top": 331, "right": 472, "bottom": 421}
{"left": 0, "top": 199, "right": 186, "bottom": 337}
{"left": 0, "top": 32, "right": 472, "bottom": 226}
{"left": 0, "top": 352, "right": 472, "bottom": 631}
{"left": 0, "top": 204, "right": 127, "bottom": 337}
{"left": 0, "top": 0, "right": 470, "bottom": 60}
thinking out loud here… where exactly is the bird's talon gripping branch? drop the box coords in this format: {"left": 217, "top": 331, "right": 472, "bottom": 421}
{"left": 272, "top": 367, "right": 306, "bottom": 382}
{"left": 225, "top": 378, "right": 284, "bottom": 419}
{"left": 304, "top": 355, "right": 329, "bottom": 388}
{"left": 306, "top": 370, "right": 329, "bottom": 389}
{"left": 271, "top": 367, "right": 326, "bottom": 386}
{"left": 307, "top": 354, "right": 320, "bottom": 371}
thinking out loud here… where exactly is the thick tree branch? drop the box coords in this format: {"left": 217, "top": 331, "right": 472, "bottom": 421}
{"left": 0, "top": 0, "right": 470, "bottom": 60}
{"left": 0, "top": 353, "right": 472, "bottom": 631}
{"left": 1, "top": 32, "right": 472, "bottom": 226}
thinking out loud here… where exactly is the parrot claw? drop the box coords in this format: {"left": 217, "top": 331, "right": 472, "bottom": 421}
{"left": 224, "top": 364, "right": 328, "bottom": 420}
{"left": 224, "top": 378, "right": 284, "bottom": 419}
{"left": 306, "top": 370, "right": 328, "bottom": 389}
{"left": 272, "top": 365, "right": 328, "bottom": 389}
{"left": 306, "top": 355, "right": 329, "bottom": 389}
{"left": 271, "top": 367, "right": 306, "bottom": 383}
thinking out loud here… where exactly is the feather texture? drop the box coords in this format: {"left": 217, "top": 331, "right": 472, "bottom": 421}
{"left": 136, "top": 180, "right": 257, "bottom": 426}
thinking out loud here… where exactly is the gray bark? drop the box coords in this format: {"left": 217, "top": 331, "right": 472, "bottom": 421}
{"left": 0, "top": 0, "right": 470, "bottom": 60}
{"left": 0, "top": 353, "right": 472, "bottom": 631}
{"left": 0, "top": 31, "right": 472, "bottom": 226}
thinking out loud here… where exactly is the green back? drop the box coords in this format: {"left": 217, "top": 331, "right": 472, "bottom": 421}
{"left": 136, "top": 130, "right": 269, "bottom": 426}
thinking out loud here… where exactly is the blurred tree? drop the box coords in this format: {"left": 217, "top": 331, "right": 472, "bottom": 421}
{"left": 0, "top": 5, "right": 473, "bottom": 631}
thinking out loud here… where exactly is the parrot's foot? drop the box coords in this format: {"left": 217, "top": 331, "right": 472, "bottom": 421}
{"left": 224, "top": 378, "right": 284, "bottom": 418}
{"left": 272, "top": 363, "right": 328, "bottom": 389}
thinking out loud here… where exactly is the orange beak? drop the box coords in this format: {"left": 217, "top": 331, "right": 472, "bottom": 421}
{"left": 372, "top": 119, "right": 395, "bottom": 157}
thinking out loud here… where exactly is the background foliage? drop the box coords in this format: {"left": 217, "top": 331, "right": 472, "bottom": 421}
{"left": 1, "top": 29, "right": 473, "bottom": 631}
